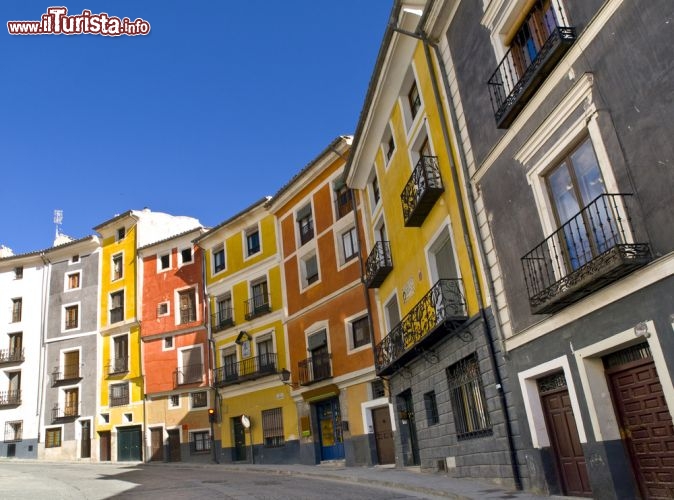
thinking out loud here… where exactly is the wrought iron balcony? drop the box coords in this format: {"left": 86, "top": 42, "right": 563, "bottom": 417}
{"left": 401, "top": 156, "right": 444, "bottom": 227}
{"left": 51, "top": 403, "right": 80, "bottom": 422}
{"left": 107, "top": 357, "right": 129, "bottom": 375}
{"left": 0, "top": 348, "right": 24, "bottom": 365}
{"left": 365, "top": 241, "right": 393, "bottom": 288}
{"left": 213, "top": 353, "right": 278, "bottom": 387}
{"left": 0, "top": 390, "right": 21, "bottom": 406}
{"left": 487, "top": 3, "right": 576, "bottom": 128}
{"left": 51, "top": 363, "right": 82, "bottom": 385}
{"left": 211, "top": 309, "right": 234, "bottom": 333}
{"left": 174, "top": 363, "right": 204, "bottom": 386}
{"left": 374, "top": 279, "right": 467, "bottom": 376}
{"left": 298, "top": 352, "right": 332, "bottom": 386}
{"left": 522, "top": 193, "right": 651, "bottom": 315}
{"left": 244, "top": 294, "right": 271, "bottom": 320}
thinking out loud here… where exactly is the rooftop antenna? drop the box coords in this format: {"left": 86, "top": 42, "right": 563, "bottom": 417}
{"left": 54, "top": 209, "right": 63, "bottom": 239}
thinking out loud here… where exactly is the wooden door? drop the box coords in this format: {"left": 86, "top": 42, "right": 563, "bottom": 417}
{"left": 372, "top": 406, "right": 395, "bottom": 465}
{"left": 316, "top": 398, "right": 344, "bottom": 461}
{"left": 99, "top": 431, "right": 111, "bottom": 461}
{"left": 233, "top": 418, "right": 247, "bottom": 461}
{"left": 80, "top": 420, "right": 91, "bottom": 459}
{"left": 150, "top": 428, "right": 164, "bottom": 461}
{"left": 608, "top": 357, "right": 674, "bottom": 499}
{"left": 539, "top": 373, "right": 592, "bottom": 497}
{"left": 167, "top": 428, "right": 181, "bottom": 462}
{"left": 117, "top": 426, "right": 142, "bottom": 461}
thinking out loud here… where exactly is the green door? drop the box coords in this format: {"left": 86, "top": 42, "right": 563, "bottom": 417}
{"left": 117, "top": 426, "right": 142, "bottom": 461}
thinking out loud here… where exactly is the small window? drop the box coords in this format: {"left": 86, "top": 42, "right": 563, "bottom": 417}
{"left": 246, "top": 227, "right": 261, "bottom": 257}
{"left": 371, "top": 174, "right": 380, "bottom": 207}
{"left": 64, "top": 305, "right": 79, "bottom": 330}
{"left": 67, "top": 272, "right": 81, "bottom": 290}
{"left": 447, "top": 354, "right": 492, "bottom": 439}
{"left": 191, "top": 430, "right": 211, "bottom": 453}
{"left": 112, "top": 254, "right": 123, "bottom": 281}
{"left": 180, "top": 248, "right": 193, "bottom": 264}
{"left": 261, "top": 407, "right": 284, "bottom": 448}
{"left": 110, "top": 383, "right": 129, "bottom": 407}
{"left": 169, "top": 394, "right": 180, "bottom": 408}
{"left": 164, "top": 336, "right": 173, "bottom": 350}
{"left": 14, "top": 267, "right": 23, "bottom": 280}
{"left": 159, "top": 253, "right": 171, "bottom": 271}
{"left": 100, "top": 413, "right": 110, "bottom": 423}
{"left": 117, "top": 227, "right": 126, "bottom": 241}
{"left": 371, "top": 379, "right": 386, "bottom": 399}
{"left": 335, "top": 182, "right": 353, "bottom": 220}
{"left": 11, "top": 298, "right": 22, "bottom": 323}
{"left": 341, "top": 227, "right": 359, "bottom": 263}
{"left": 71, "top": 255, "right": 79, "bottom": 263}
{"left": 191, "top": 391, "right": 207, "bottom": 409}
{"left": 424, "top": 391, "right": 439, "bottom": 425}
{"left": 350, "top": 316, "right": 370, "bottom": 349}
{"left": 297, "top": 205, "right": 314, "bottom": 246}
{"left": 157, "top": 302, "right": 169, "bottom": 317}
{"left": 383, "top": 126, "right": 395, "bottom": 165}
{"left": 45, "top": 428, "right": 62, "bottom": 448}
{"left": 408, "top": 80, "right": 421, "bottom": 119}
{"left": 301, "top": 254, "right": 319, "bottom": 288}
{"left": 212, "top": 245, "right": 225, "bottom": 273}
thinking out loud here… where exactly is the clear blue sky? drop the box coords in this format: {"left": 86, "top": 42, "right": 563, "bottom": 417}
{"left": 0, "top": 1, "right": 392, "bottom": 255}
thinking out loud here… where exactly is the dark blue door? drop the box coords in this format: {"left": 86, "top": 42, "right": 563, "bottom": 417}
{"left": 316, "top": 399, "right": 344, "bottom": 460}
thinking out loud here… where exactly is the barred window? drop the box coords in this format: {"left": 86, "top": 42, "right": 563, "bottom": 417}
{"left": 191, "top": 391, "right": 207, "bottom": 408}
{"left": 190, "top": 431, "right": 211, "bottom": 454}
{"left": 46, "top": 427, "right": 62, "bottom": 448}
{"left": 110, "top": 383, "right": 129, "bottom": 407}
{"left": 4, "top": 420, "right": 22, "bottom": 442}
{"left": 447, "top": 354, "right": 492, "bottom": 439}
{"left": 261, "top": 407, "right": 284, "bottom": 448}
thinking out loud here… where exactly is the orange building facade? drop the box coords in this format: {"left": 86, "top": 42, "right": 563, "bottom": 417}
{"left": 268, "top": 136, "right": 391, "bottom": 466}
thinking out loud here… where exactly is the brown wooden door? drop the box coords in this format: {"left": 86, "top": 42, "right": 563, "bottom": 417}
{"left": 150, "top": 428, "right": 164, "bottom": 462}
{"left": 99, "top": 431, "right": 111, "bottom": 461}
{"left": 167, "top": 428, "right": 181, "bottom": 462}
{"left": 81, "top": 420, "right": 91, "bottom": 459}
{"left": 372, "top": 406, "right": 395, "bottom": 465}
{"left": 541, "top": 386, "right": 592, "bottom": 496}
{"left": 608, "top": 358, "right": 674, "bottom": 499}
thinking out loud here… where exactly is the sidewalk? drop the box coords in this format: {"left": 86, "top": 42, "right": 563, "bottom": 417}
{"left": 174, "top": 461, "right": 576, "bottom": 500}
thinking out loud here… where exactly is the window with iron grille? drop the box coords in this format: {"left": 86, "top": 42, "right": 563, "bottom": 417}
{"left": 190, "top": 430, "right": 211, "bottom": 453}
{"left": 191, "top": 391, "right": 207, "bottom": 409}
{"left": 4, "top": 420, "right": 22, "bottom": 442}
{"left": 64, "top": 305, "right": 79, "bottom": 330}
{"left": 424, "top": 391, "right": 439, "bottom": 425}
{"left": 261, "top": 407, "right": 284, "bottom": 448}
{"left": 371, "top": 379, "right": 386, "bottom": 399}
{"left": 109, "top": 383, "right": 129, "bottom": 407}
{"left": 178, "top": 289, "right": 196, "bottom": 324}
{"left": 46, "top": 427, "right": 62, "bottom": 448}
{"left": 169, "top": 394, "right": 180, "bottom": 408}
{"left": 446, "top": 354, "right": 492, "bottom": 439}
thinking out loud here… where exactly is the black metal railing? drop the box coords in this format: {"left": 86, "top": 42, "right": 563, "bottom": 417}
{"left": 487, "top": 1, "right": 576, "bottom": 128}
{"left": 110, "top": 306, "right": 124, "bottom": 324}
{"left": 52, "top": 363, "right": 82, "bottom": 385}
{"left": 0, "top": 391, "right": 21, "bottom": 406}
{"left": 401, "top": 156, "right": 444, "bottom": 227}
{"left": 179, "top": 307, "right": 196, "bottom": 324}
{"left": 245, "top": 294, "right": 271, "bottom": 320}
{"left": 522, "top": 193, "right": 651, "bottom": 314}
{"left": 365, "top": 241, "right": 393, "bottom": 288}
{"left": 299, "top": 220, "right": 314, "bottom": 245}
{"left": 298, "top": 352, "right": 332, "bottom": 385}
{"left": 107, "top": 357, "right": 129, "bottom": 375}
{"left": 0, "top": 348, "right": 24, "bottom": 364}
{"left": 51, "top": 403, "right": 80, "bottom": 421}
{"left": 374, "top": 279, "right": 467, "bottom": 376}
{"left": 211, "top": 309, "right": 234, "bottom": 332}
{"left": 109, "top": 387, "right": 129, "bottom": 407}
{"left": 213, "top": 353, "right": 278, "bottom": 387}
{"left": 175, "top": 363, "right": 204, "bottom": 386}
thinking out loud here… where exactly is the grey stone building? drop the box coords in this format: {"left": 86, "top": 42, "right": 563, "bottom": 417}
{"left": 435, "top": 0, "right": 674, "bottom": 497}
{"left": 40, "top": 236, "right": 100, "bottom": 460}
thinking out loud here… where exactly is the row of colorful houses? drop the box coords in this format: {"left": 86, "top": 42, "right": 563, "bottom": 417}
{"left": 2, "top": 0, "right": 674, "bottom": 497}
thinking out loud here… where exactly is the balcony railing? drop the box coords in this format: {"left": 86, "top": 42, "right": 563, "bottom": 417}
{"left": 107, "top": 357, "right": 129, "bottom": 375}
{"left": 374, "top": 279, "right": 467, "bottom": 376}
{"left": 299, "top": 220, "right": 314, "bottom": 245}
{"left": 51, "top": 363, "right": 82, "bottom": 385}
{"left": 298, "top": 352, "right": 332, "bottom": 386}
{"left": 51, "top": 403, "right": 80, "bottom": 421}
{"left": 522, "top": 193, "right": 651, "bottom": 314}
{"left": 365, "top": 241, "right": 393, "bottom": 288}
{"left": 175, "top": 363, "right": 204, "bottom": 386}
{"left": 244, "top": 294, "right": 271, "bottom": 320}
{"left": 401, "top": 156, "right": 444, "bottom": 227}
{"left": 0, "top": 391, "right": 21, "bottom": 406}
{"left": 211, "top": 309, "right": 234, "bottom": 333}
{"left": 0, "top": 348, "right": 24, "bottom": 365}
{"left": 213, "top": 353, "right": 278, "bottom": 387}
{"left": 487, "top": 2, "right": 576, "bottom": 128}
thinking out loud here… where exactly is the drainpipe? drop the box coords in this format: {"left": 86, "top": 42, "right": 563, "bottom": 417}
{"left": 390, "top": 11, "right": 523, "bottom": 489}
{"left": 37, "top": 253, "right": 52, "bottom": 448}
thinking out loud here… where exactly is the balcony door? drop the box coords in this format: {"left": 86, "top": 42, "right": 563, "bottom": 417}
{"left": 546, "top": 138, "right": 610, "bottom": 271}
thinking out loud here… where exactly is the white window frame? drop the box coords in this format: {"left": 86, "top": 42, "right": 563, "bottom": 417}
{"left": 345, "top": 310, "right": 371, "bottom": 353}
{"left": 60, "top": 347, "right": 82, "bottom": 378}
{"left": 368, "top": 167, "right": 382, "bottom": 215}
{"left": 304, "top": 320, "right": 330, "bottom": 355}
{"left": 69, "top": 254, "right": 79, "bottom": 265}
{"left": 335, "top": 225, "right": 359, "bottom": 269}
{"left": 108, "top": 381, "right": 130, "bottom": 407}
{"left": 162, "top": 335, "right": 174, "bottom": 352}
{"left": 212, "top": 244, "right": 226, "bottom": 275}
{"left": 116, "top": 226, "right": 126, "bottom": 242}
{"left": 175, "top": 285, "right": 199, "bottom": 325}
{"left": 178, "top": 345, "right": 204, "bottom": 373}
{"left": 109, "top": 289, "right": 125, "bottom": 324}
{"left": 157, "top": 301, "right": 170, "bottom": 318}
{"left": 408, "top": 122, "right": 436, "bottom": 172}
{"left": 62, "top": 301, "right": 81, "bottom": 332}
{"left": 168, "top": 394, "right": 181, "bottom": 409}
{"left": 189, "top": 390, "right": 209, "bottom": 411}
{"left": 295, "top": 201, "right": 315, "bottom": 248}
{"left": 381, "top": 123, "right": 396, "bottom": 168}
{"left": 111, "top": 252, "right": 124, "bottom": 281}
{"left": 189, "top": 428, "right": 212, "bottom": 453}
{"left": 299, "top": 251, "right": 320, "bottom": 290}
{"left": 178, "top": 247, "right": 193, "bottom": 267}
{"left": 64, "top": 270, "right": 82, "bottom": 292}
{"left": 157, "top": 251, "right": 172, "bottom": 273}
{"left": 400, "top": 64, "right": 424, "bottom": 136}
{"left": 244, "top": 223, "right": 262, "bottom": 259}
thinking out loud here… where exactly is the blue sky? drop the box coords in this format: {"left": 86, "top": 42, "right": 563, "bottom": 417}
{"left": 0, "top": 1, "right": 391, "bottom": 255}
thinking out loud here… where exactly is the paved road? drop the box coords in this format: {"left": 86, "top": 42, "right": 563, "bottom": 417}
{"left": 0, "top": 461, "right": 450, "bottom": 500}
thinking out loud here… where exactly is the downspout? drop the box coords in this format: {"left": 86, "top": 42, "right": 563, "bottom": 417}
{"left": 37, "top": 253, "right": 52, "bottom": 447}
{"left": 200, "top": 243, "right": 219, "bottom": 463}
{"left": 391, "top": 12, "right": 522, "bottom": 489}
